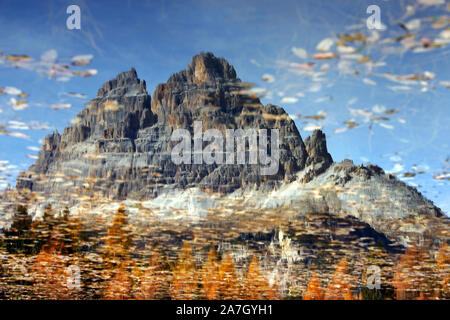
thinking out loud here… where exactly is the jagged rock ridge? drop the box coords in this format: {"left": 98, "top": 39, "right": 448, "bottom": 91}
{"left": 17, "top": 52, "right": 326, "bottom": 199}
{"left": 11, "top": 52, "right": 448, "bottom": 247}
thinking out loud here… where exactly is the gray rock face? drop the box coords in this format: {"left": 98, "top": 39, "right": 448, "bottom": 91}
{"left": 10, "top": 52, "right": 448, "bottom": 247}
{"left": 302, "top": 130, "right": 333, "bottom": 182}
{"left": 16, "top": 53, "right": 315, "bottom": 200}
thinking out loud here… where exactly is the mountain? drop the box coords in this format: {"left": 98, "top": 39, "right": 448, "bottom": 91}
{"left": 1, "top": 52, "right": 449, "bottom": 300}
{"left": 16, "top": 53, "right": 319, "bottom": 199}
{"left": 12, "top": 52, "right": 448, "bottom": 247}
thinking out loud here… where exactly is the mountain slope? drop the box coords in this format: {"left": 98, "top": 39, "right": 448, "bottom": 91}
{"left": 12, "top": 52, "right": 447, "bottom": 247}
{"left": 17, "top": 53, "right": 317, "bottom": 199}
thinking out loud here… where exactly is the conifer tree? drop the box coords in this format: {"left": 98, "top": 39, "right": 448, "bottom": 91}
{"left": 103, "top": 205, "right": 132, "bottom": 263}
{"left": 201, "top": 247, "right": 220, "bottom": 300}
{"left": 436, "top": 242, "right": 449, "bottom": 299}
{"left": 243, "top": 256, "right": 271, "bottom": 300}
{"left": 217, "top": 253, "right": 239, "bottom": 299}
{"left": 5, "top": 205, "right": 33, "bottom": 253}
{"left": 169, "top": 242, "right": 199, "bottom": 300}
{"left": 303, "top": 272, "right": 324, "bottom": 300}
{"left": 324, "top": 258, "right": 354, "bottom": 300}
{"left": 33, "top": 233, "right": 72, "bottom": 299}
{"left": 134, "top": 251, "right": 164, "bottom": 300}
{"left": 103, "top": 261, "right": 132, "bottom": 300}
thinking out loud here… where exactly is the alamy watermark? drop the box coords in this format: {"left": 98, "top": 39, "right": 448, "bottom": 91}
{"left": 66, "top": 5, "right": 81, "bottom": 30}
{"left": 170, "top": 121, "right": 280, "bottom": 175}
{"left": 66, "top": 264, "right": 81, "bottom": 290}
{"left": 366, "top": 265, "right": 381, "bottom": 289}
{"left": 366, "top": 5, "right": 386, "bottom": 30}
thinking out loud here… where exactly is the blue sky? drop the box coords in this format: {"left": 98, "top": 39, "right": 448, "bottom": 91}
{"left": 0, "top": 0, "right": 449, "bottom": 213}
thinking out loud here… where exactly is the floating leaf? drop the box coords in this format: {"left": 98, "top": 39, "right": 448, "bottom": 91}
{"left": 372, "top": 105, "right": 386, "bottom": 113}
{"left": 363, "top": 78, "right": 376, "bottom": 85}
{"left": 303, "top": 124, "right": 322, "bottom": 131}
{"left": 3, "top": 86, "right": 22, "bottom": 95}
{"left": 291, "top": 47, "right": 307, "bottom": 59}
{"left": 403, "top": 19, "right": 421, "bottom": 31}
{"left": 440, "top": 81, "right": 450, "bottom": 88}
{"left": 417, "top": 0, "right": 445, "bottom": 6}
{"left": 27, "top": 146, "right": 41, "bottom": 152}
{"left": 434, "top": 172, "right": 450, "bottom": 181}
{"left": 316, "top": 38, "right": 334, "bottom": 52}
{"left": 50, "top": 103, "right": 71, "bottom": 110}
{"left": 385, "top": 109, "right": 399, "bottom": 115}
{"left": 338, "top": 33, "right": 366, "bottom": 43}
{"left": 344, "top": 121, "right": 358, "bottom": 129}
{"left": 371, "top": 117, "right": 389, "bottom": 121}
{"left": 41, "top": 49, "right": 58, "bottom": 63}
{"left": 65, "top": 92, "right": 88, "bottom": 98}
{"left": 337, "top": 45, "right": 356, "bottom": 54}
{"left": 9, "top": 98, "right": 29, "bottom": 110}
{"left": 71, "top": 54, "right": 94, "bottom": 66}
{"left": 357, "top": 56, "right": 371, "bottom": 64}
{"left": 313, "top": 52, "right": 339, "bottom": 60}
{"left": 280, "top": 97, "right": 298, "bottom": 104}
{"left": 439, "top": 28, "right": 450, "bottom": 39}
{"left": 334, "top": 127, "right": 347, "bottom": 134}
{"left": 379, "top": 123, "right": 394, "bottom": 129}
{"left": 261, "top": 74, "right": 275, "bottom": 83}
{"left": 5, "top": 55, "right": 30, "bottom": 62}
{"left": 403, "top": 172, "right": 416, "bottom": 177}
{"left": 304, "top": 114, "right": 326, "bottom": 121}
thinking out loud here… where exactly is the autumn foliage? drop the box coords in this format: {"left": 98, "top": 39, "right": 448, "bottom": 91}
{"left": 392, "top": 243, "right": 450, "bottom": 300}
{"left": 169, "top": 242, "right": 199, "bottom": 299}
{"left": 33, "top": 234, "right": 73, "bottom": 299}
{"left": 324, "top": 258, "right": 355, "bottom": 300}
{"left": 2, "top": 204, "right": 448, "bottom": 300}
{"left": 303, "top": 272, "right": 324, "bottom": 300}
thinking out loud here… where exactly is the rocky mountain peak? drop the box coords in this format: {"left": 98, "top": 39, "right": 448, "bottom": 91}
{"left": 97, "top": 67, "right": 147, "bottom": 98}
{"left": 305, "top": 130, "right": 333, "bottom": 166}
{"left": 165, "top": 52, "right": 237, "bottom": 86}
{"left": 186, "top": 52, "right": 237, "bottom": 84}
{"left": 17, "top": 53, "right": 310, "bottom": 199}
{"left": 300, "top": 129, "right": 333, "bottom": 182}
{"left": 11, "top": 53, "right": 448, "bottom": 251}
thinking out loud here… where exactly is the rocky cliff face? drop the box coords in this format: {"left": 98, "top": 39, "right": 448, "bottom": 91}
{"left": 11, "top": 52, "right": 449, "bottom": 247}
{"left": 16, "top": 53, "right": 320, "bottom": 200}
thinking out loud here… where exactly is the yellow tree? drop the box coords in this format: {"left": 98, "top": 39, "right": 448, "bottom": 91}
{"left": 103, "top": 261, "right": 132, "bottom": 300}
{"left": 64, "top": 216, "right": 82, "bottom": 254}
{"left": 303, "top": 272, "right": 324, "bottom": 300}
{"left": 217, "top": 253, "right": 239, "bottom": 299}
{"left": 101, "top": 205, "right": 134, "bottom": 299}
{"left": 134, "top": 251, "right": 165, "bottom": 300}
{"left": 33, "top": 233, "right": 72, "bottom": 299}
{"left": 170, "top": 242, "right": 199, "bottom": 300}
{"left": 393, "top": 245, "right": 434, "bottom": 300}
{"left": 324, "top": 258, "right": 354, "bottom": 300}
{"left": 201, "top": 247, "right": 220, "bottom": 300}
{"left": 242, "top": 256, "right": 276, "bottom": 300}
{"left": 103, "top": 205, "right": 132, "bottom": 264}
{"left": 436, "top": 242, "right": 450, "bottom": 299}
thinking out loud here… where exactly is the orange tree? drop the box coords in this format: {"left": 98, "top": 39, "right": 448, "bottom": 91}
{"left": 303, "top": 272, "right": 324, "bottom": 300}
{"left": 201, "top": 247, "right": 220, "bottom": 300}
{"left": 242, "top": 256, "right": 280, "bottom": 300}
{"left": 217, "top": 253, "right": 239, "bottom": 299}
{"left": 393, "top": 245, "right": 437, "bottom": 300}
{"left": 169, "top": 242, "right": 199, "bottom": 299}
{"left": 436, "top": 242, "right": 450, "bottom": 299}
{"left": 33, "top": 233, "right": 74, "bottom": 299}
{"left": 134, "top": 250, "right": 166, "bottom": 300}
{"left": 324, "top": 258, "right": 355, "bottom": 300}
